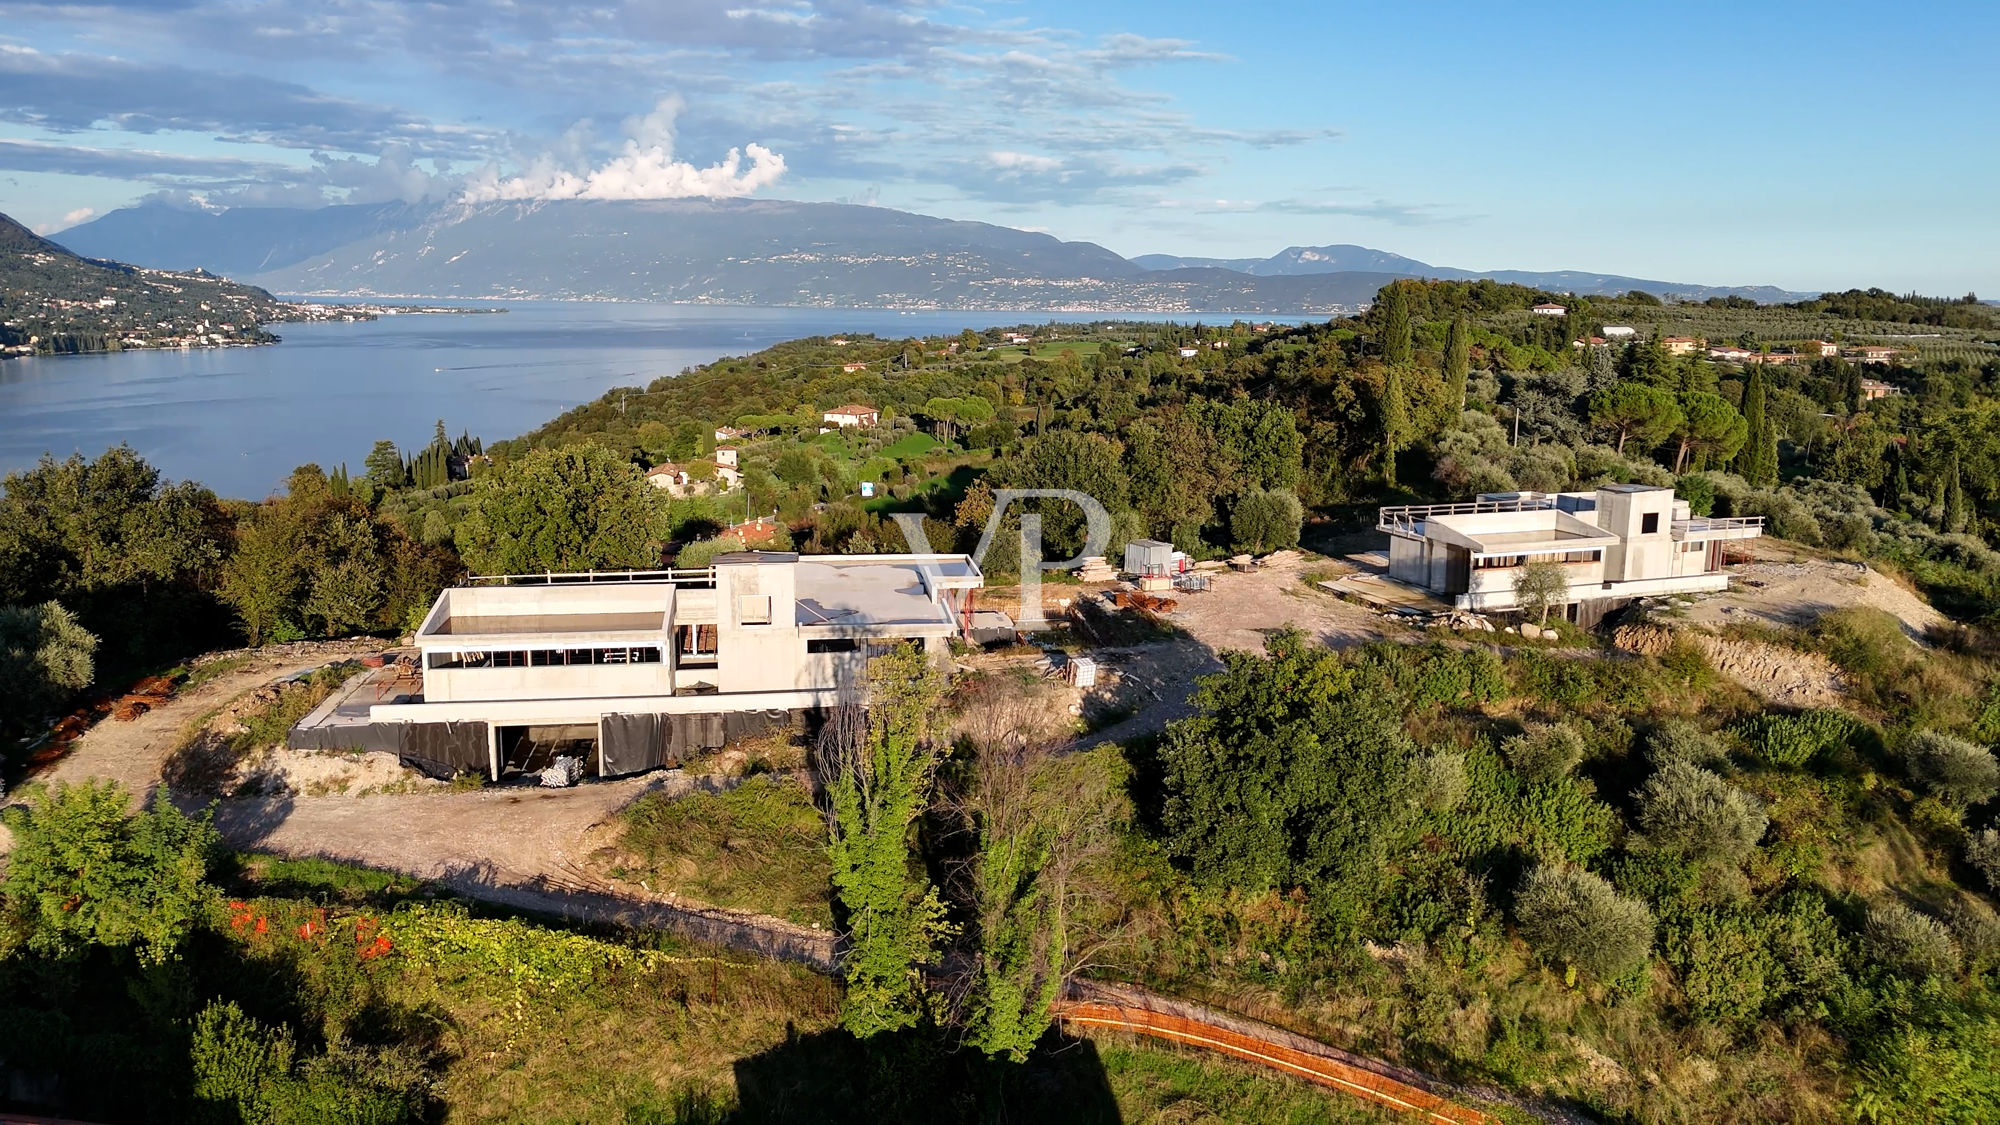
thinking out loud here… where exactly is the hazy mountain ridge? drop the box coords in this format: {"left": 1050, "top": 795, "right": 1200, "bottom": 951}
{"left": 53, "top": 199, "right": 1811, "bottom": 310}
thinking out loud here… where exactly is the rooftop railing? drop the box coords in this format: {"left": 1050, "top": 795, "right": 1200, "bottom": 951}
{"left": 459, "top": 567, "right": 718, "bottom": 587}
{"left": 1377, "top": 496, "right": 1557, "bottom": 536}
{"left": 1671, "top": 516, "right": 1766, "bottom": 535}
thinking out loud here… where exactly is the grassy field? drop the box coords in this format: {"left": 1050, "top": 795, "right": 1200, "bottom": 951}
{"left": 223, "top": 855, "right": 1394, "bottom": 1125}
{"left": 612, "top": 775, "right": 836, "bottom": 926}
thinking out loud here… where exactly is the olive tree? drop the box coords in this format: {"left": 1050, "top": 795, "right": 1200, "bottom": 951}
{"left": 1863, "top": 903, "right": 1959, "bottom": 979}
{"left": 1637, "top": 760, "right": 1769, "bottom": 865}
{"left": 1514, "top": 864, "right": 1655, "bottom": 983}
{"left": 1502, "top": 723, "right": 1587, "bottom": 784}
{"left": 1904, "top": 731, "right": 2000, "bottom": 807}
{"left": 1513, "top": 557, "right": 1570, "bottom": 626}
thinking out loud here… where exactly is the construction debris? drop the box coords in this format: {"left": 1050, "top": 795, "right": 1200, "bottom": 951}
{"left": 1111, "top": 590, "right": 1179, "bottom": 613}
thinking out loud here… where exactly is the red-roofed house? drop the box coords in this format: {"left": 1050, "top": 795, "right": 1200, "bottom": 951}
{"left": 822, "top": 404, "right": 880, "bottom": 428}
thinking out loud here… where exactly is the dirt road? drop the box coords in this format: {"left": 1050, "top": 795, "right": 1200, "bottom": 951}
{"left": 25, "top": 639, "right": 380, "bottom": 806}
{"left": 209, "top": 778, "right": 837, "bottom": 968}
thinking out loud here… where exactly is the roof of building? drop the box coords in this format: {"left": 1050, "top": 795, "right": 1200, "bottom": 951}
{"left": 824, "top": 403, "right": 877, "bottom": 415}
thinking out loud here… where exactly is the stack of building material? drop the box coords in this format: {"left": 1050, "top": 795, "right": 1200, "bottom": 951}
{"left": 1073, "top": 556, "right": 1119, "bottom": 582}
{"left": 540, "top": 755, "right": 586, "bottom": 788}
{"left": 1066, "top": 656, "right": 1099, "bottom": 688}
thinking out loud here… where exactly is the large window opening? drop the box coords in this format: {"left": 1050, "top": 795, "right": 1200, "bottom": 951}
{"left": 428, "top": 647, "right": 662, "bottom": 670}
{"left": 1641, "top": 512, "right": 1661, "bottom": 534}
{"left": 675, "top": 624, "right": 719, "bottom": 666}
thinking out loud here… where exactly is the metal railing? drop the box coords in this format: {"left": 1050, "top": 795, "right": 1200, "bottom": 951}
{"left": 1377, "top": 496, "right": 1556, "bottom": 536}
{"left": 1671, "top": 516, "right": 1766, "bottom": 535}
{"left": 459, "top": 567, "right": 718, "bottom": 587}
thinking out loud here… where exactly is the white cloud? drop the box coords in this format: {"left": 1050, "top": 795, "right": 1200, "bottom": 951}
{"left": 460, "top": 96, "right": 786, "bottom": 202}
{"left": 987, "top": 151, "right": 1064, "bottom": 175}
{"left": 61, "top": 206, "right": 96, "bottom": 224}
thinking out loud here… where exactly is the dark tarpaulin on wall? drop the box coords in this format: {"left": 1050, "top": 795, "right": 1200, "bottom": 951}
{"left": 599, "top": 710, "right": 793, "bottom": 778}
{"left": 399, "top": 721, "right": 489, "bottom": 780}
{"left": 287, "top": 721, "right": 401, "bottom": 754}
{"left": 600, "top": 713, "right": 667, "bottom": 777}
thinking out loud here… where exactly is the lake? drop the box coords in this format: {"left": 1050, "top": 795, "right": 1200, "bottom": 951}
{"left": 0, "top": 302, "right": 1285, "bottom": 500}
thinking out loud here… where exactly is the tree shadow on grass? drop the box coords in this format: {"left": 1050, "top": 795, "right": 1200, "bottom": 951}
{"left": 731, "top": 1023, "right": 1122, "bottom": 1125}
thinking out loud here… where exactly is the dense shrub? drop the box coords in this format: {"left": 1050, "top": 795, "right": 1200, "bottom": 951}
{"left": 1648, "top": 720, "right": 1730, "bottom": 769}
{"left": 1863, "top": 903, "right": 1960, "bottom": 979}
{"left": 1514, "top": 864, "right": 1655, "bottom": 982}
{"left": 1411, "top": 751, "right": 1469, "bottom": 813}
{"left": 1733, "top": 709, "right": 1860, "bottom": 768}
{"left": 1637, "top": 761, "right": 1769, "bottom": 865}
{"left": 1501, "top": 723, "right": 1587, "bottom": 784}
{"left": 1659, "top": 895, "right": 1849, "bottom": 1031}
{"left": 1944, "top": 899, "right": 2000, "bottom": 971}
{"left": 1966, "top": 828, "right": 2000, "bottom": 891}
{"left": 1352, "top": 641, "right": 1504, "bottom": 710}
{"left": 1905, "top": 731, "right": 2000, "bottom": 807}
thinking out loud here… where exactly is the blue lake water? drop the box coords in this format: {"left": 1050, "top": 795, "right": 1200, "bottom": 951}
{"left": 0, "top": 302, "right": 1278, "bottom": 500}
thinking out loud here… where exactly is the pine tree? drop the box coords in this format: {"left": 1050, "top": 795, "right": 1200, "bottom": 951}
{"left": 1945, "top": 455, "right": 1972, "bottom": 533}
{"left": 1380, "top": 283, "right": 1412, "bottom": 367}
{"left": 1443, "top": 315, "right": 1471, "bottom": 413}
{"left": 1381, "top": 363, "right": 1409, "bottom": 487}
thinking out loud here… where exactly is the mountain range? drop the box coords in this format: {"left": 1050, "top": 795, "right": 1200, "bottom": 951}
{"left": 51, "top": 199, "right": 1810, "bottom": 312}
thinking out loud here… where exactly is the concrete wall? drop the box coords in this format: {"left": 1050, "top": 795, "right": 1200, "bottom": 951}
{"left": 1387, "top": 535, "right": 1426, "bottom": 584}
{"left": 715, "top": 555, "right": 808, "bottom": 693}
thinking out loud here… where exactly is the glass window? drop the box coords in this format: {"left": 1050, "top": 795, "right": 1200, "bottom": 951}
{"left": 1642, "top": 512, "right": 1661, "bottom": 534}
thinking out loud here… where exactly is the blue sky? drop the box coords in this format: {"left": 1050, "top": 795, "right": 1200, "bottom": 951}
{"left": 1, "top": 0, "right": 1994, "bottom": 293}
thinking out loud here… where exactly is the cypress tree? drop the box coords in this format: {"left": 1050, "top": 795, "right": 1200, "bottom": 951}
{"left": 1443, "top": 315, "right": 1470, "bottom": 413}
{"left": 1381, "top": 363, "right": 1409, "bottom": 488}
{"left": 1738, "top": 365, "right": 1776, "bottom": 485}
{"left": 1945, "top": 455, "right": 1972, "bottom": 534}
{"left": 1890, "top": 457, "right": 1911, "bottom": 511}
{"left": 1380, "top": 283, "right": 1412, "bottom": 367}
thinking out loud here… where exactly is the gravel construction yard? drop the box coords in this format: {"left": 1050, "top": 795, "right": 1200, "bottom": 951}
{"left": 1680, "top": 537, "right": 1946, "bottom": 638}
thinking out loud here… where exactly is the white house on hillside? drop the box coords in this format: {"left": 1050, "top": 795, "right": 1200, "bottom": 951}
{"left": 358, "top": 552, "right": 983, "bottom": 781}
{"left": 1379, "top": 484, "right": 1762, "bottom": 626}
{"left": 822, "top": 404, "right": 880, "bottom": 428}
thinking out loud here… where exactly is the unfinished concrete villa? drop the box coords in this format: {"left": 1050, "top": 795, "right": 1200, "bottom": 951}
{"left": 1378, "top": 484, "right": 1763, "bottom": 625}
{"left": 293, "top": 551, "right": 982, "bottom": 782}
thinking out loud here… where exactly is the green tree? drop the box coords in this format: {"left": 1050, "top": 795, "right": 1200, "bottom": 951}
{"left": 1588, "top": 383, "right": 1683, "bottom": 456}
{"left": 455, "top": 445, "right": 670, "bottom": 575}
{"left": 1159, "top": 629, "right": 1417, "bottom": 934}
{"left": 362, "top": 440, "right": 406, "bottom": 490}
{"left": 823, "top": 646, "right": 954, "bottom": 1038}
{"left": 1514, "top": 864, "right": 1655, "bottom": 983}
{"left": 1736, "top": 366, "right": 1778, "bottom": 486}
{"left": 1378, "top": 282, "right": 1413, "bottom": 366}
{"left": 1513, "top": 557, "right": 1570, "bottom": 625}
{"left": 962, "top": 746, "right": 1117, "bottom": 1062}
{"left": 1637, "top": 761, "right": 1769, "bottom": 865}
{"left": 0, "top": 600, "right": 97, "bottom": 729}
{"left": 1443, "top": 315, "right": 1471, "bottom": 413}
{"left": 2, "top": 779, "right": 218, "bottom": 965}
{"left": 1229, "top": 488, "right": 1304, "bottom": 554}
{"left": 1670, "top": 392, "right": 1748, "bottom": 473}
{"left": 1944, "top": 454, "right": 1972, "bottom": 533}
{"left": 1380, "top": 363, "right": 1410, "bottom": 487}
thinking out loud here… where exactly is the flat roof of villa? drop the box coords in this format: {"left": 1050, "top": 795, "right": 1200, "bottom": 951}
{"left": 795, "top": 557, "right": 960, "bottom": 628}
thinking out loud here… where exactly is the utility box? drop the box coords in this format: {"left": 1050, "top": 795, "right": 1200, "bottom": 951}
{"left": 1124, "top": 539, "right": 1175, "bottom": 578}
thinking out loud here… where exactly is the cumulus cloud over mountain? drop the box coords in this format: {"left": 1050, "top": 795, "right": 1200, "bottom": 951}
{"left": 459, "top": 97, "right": 786, "bottom": 203}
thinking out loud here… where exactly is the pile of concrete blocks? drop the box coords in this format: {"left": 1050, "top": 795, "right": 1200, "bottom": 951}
{"left": 540, "top": 755, "right": 586, "bottom": 788}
